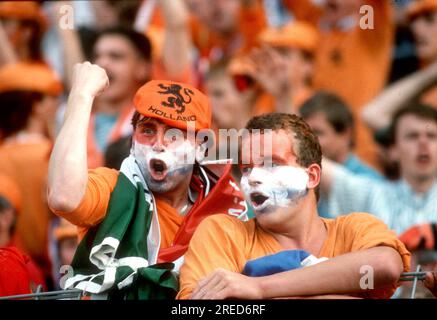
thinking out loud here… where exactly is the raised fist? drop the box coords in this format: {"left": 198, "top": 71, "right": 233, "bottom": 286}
{"left": 71, "top": 62, "right": 109, "bottom": 98}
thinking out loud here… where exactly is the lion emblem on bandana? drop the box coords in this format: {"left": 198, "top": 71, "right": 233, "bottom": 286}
{"left": 157, "top": 83, "right": 194, "bottom": 114}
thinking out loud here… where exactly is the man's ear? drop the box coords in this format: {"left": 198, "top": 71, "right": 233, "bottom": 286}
{"left": 306, "top": 163, "right": 321, "bottom": 190}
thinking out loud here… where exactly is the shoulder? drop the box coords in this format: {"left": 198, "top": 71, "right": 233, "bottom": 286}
{"left": 194, "top": 214, "right": 253, "bottom": 242}
{"left": 333, "top": 212, "right": 386, "bottom": 226}
{"left": 327, "top": 212, "right": 390, "bottom": 234}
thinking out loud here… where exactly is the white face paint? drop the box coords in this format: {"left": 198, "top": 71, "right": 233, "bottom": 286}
{"left": 240, "top": 166, "right": 309, "bottom": 214}
{"left": 132, "top": 139, "right": 196, "bottom": 193}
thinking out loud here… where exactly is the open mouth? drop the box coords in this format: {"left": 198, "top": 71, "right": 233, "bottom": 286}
{"left": 250, "top": 192, "right": 269, "bottom": 208}
{"left": 417, "top": 154, "right": 431, "bottom": 165}
{"left": 149, "top": 159, "right": 168, "bottom": 180}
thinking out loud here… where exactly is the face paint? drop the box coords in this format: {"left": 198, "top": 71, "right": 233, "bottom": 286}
{"left": 132, "top": 139, "right": 195, "bottom": 193}
{"left": 240, "top": 166, "right": 309, "bottom": 214}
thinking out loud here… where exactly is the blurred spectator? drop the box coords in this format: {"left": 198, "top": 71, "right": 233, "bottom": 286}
{"left": 362, "top": 0, "right": 437, "bottom": 134}
{"left": 300, "top": 91, "right": 382, "bottom": 217}
{"left": 86, "top": 27, "right": 152, "bottom": 168}
{"left": 301, "top": 91, "right": 381, "bottom": 180}
{"left": 0, "top": 62, "right": 62, "bottom": 283}
{"left": 205, "top": 60, "right": 254, "bottom": 132}
{"left": 225, "top": 21, "right": 318, "bottom": 118}
{"left": 0, "top": 173, "right": 46, "bottom": 293}
{"left": 186, "top": 0, "right": 266, "bottom": 84}
{"left": 249, "top": 21, "right": 318, "bottom": 115}
{"left": 320, "top": 104, "right": 437, "bottom": 234}
{"left": 0, "top": 1, "right": 46, "bottom": 66}
{"left": 284, "top": 0, "right": 394, "bottom": 169}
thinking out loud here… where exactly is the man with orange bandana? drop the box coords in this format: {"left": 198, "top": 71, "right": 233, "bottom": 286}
{"left": 178, "top": 113, "right": 410, "bottom": 300}
{"left": 47, "top": 62, "right": 248, "bottom": 299}
{"left": 0, "top": 62, "right": 62, "bottom": 284}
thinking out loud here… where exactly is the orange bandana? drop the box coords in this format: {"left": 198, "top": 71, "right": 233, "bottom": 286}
{"left": 0, "top": 62, "right": 62, "bottom": 96}
{"left": 133, "top": 80, "right": 211, "bottom": 131}
{"left": 0, "top": 1, "right": 47, "bottom": 30}
{"left": 258, "top": 21, "right": 319, "bottom": 53}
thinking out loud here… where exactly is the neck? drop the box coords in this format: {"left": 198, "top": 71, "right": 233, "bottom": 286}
{"left": 155, "top": 174, "right": 193, "bottom": 216}
{"left": 403, "top": 174, "right": 436, "bottom": 195}
{"left": 337, "top": 150, "right": 351, "bottom": 165}
{"left": 266, "top": 198, "right": 327, "bottom": 255}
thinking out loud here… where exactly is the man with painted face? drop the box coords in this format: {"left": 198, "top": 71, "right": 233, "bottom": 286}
{"left": 47, "top": 62, "right": 247, "bottom": 299}
{"left": 177, "top": 113, "right": 410, "bottom": 299}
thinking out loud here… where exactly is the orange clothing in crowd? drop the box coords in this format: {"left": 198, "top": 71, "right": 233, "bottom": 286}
{"left": 285, "top": 0, "right": 394, "bottom": 169}
{"left": 421, "top": 86, "right": 437, "bottom": 109}
{"left": 177, "top": 213, "right": 410, "bottom": 299}
{"left": 190, "top": 1, "right": 266, "bottom": 63}
{"left": 0, "top": 138, "right": 52, "bottom": 277}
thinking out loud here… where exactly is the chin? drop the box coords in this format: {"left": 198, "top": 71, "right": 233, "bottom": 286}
{"left": 145, "top": 177, "right": 176, "bottom": 194}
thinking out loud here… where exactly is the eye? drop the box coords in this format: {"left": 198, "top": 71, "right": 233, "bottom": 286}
{"left": 240, "top": 166, "right": 253, "bottom": 175}
{"left": 139, "top": 126, "right": 156, "bottom": 136}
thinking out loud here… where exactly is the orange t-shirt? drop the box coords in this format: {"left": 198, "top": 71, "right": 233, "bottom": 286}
{"left": 0, "top": 139, "right": 52, "bottom": 277}
{"left": 52, "top": 167, "right": 186, "bottom": 251}
{"left": 286, "top": 0, "right": 394, "bottom": 169}
{"left": 177, "top": 213, "right": 411, "bottom": 299}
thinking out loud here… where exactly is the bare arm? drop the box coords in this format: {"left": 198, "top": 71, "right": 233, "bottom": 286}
{"left": 0, "top": 20, "right": 18, "bottom": 67}
{"left": 47, "top": 62, "right": 108, "bottom": 213}
{"left": 191, "top": 246, "right": 403, "bottom": 299}
{"left": 362, "top": 61, "right": 437, "bottom": 132}
{"left": 158, "top": 0, "right": 191, "bottom": 77}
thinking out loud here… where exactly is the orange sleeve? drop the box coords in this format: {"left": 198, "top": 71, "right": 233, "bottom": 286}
{"left": 177, "top": 214, "right": 246, "bottom": 299}
{"left": 341, "top": 213, "right": 411, "bottom": 299}
{"left": 52, "top": 167, "right": 119, "bottom": 230}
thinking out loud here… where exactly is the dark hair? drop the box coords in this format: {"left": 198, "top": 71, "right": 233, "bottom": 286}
{"left": 104, "top": 135, "right": 132, "bottom": 169}
{"left": 389, "top": 103, "right": 437, "bottom": 143}
{"left": 0, "top": 91, "right": 43, "bottom": 139}
{"left": 300, "top": 91, "right": 354, "bottom": 132}
{"left": 95, "top": 26, "right": 152, "bottom": 62}
{"left": 300, "top": 91, "right": 355, "bottom": 147}
{"left": 245, "top": 112, "right": 322, "bottom": 200}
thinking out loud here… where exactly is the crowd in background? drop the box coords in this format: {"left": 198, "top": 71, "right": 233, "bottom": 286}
{"left": 0, "top": 0, "right": 436, "bottom": 298}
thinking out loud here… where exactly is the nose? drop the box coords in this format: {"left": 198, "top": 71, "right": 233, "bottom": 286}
{"left": 152, "top": 131, "right": 166, "bottom": 152}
